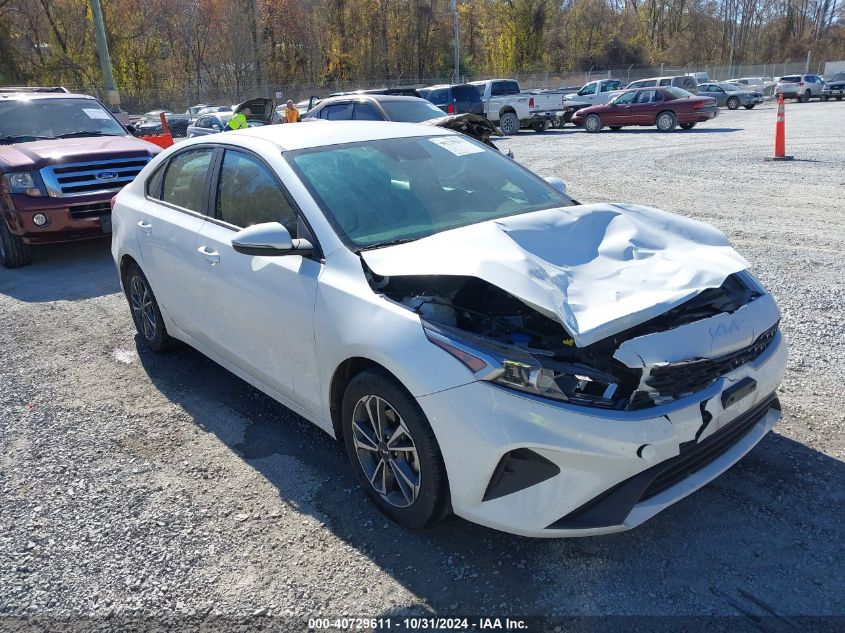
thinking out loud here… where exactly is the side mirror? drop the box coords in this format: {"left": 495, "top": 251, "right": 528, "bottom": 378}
{"left": 544, "top": 176, "right": 567, "bottom": 195}
{"left": 231, "top": 222, "right": 313, "bottom": 257}
{"left": 212, "top": 124, "right": 221, "bottom": 131}
{"left": 126, "top": 124, "right": 139, "bottom": 137}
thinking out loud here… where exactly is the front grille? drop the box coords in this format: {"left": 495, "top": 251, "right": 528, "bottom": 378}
{"left": 643, "top": 323, "right": 779, "bottom": 399}
{"left": 41, "top": 157, "right": 150, "bottom": 197}
{"left": 69, "top": 201, "right": 111, "bottom": 219}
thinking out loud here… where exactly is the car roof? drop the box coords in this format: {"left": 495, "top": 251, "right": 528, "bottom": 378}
{"left": 0, "top": 91, "right": 97, "bottom": 102}
{"left": 220, "top": 120, "right": 455, "bottom": 151}
{"left": 317, "top": 94, "right": 425, "bottom": 104}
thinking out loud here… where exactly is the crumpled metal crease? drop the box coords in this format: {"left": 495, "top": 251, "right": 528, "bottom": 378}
{"left": 361, "top": 203, "right": 749, "bottom": 347}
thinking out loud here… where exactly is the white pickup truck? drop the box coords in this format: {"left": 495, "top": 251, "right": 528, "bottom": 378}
{"left": 469, "top": 79, "right": 556, "bottom": 135}
{"left": 564, "top": 79, "right": 625, "bottom": 105}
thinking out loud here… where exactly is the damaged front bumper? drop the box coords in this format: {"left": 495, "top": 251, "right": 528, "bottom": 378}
{"left": 416, "top": 325, "right": 787, "bottom": 537}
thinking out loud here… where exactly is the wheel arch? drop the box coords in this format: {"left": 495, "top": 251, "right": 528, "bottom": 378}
{"left": 328, "top": 356, "right": 408, "bottom": 440}
{"left": 119, "top": 253, "right": 140, "bottom": 286}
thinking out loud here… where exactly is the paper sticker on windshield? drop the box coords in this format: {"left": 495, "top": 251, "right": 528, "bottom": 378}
{"left": 83, "top": 108, "right": 111, "bottom": 120}
{"left": 429, "top": 136, "right": 485, "bottom": 156}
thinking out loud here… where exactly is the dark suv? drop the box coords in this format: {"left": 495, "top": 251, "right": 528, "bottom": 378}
{"left": 418, "top": 84, "right": 484, "bottom": 115}
{"left": 0, "top": 90, "right": 159, "bottom": 268}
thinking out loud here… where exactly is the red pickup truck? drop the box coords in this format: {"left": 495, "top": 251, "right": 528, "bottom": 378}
{"left": 0, "top": 89, "right": 161, "bottom": 268}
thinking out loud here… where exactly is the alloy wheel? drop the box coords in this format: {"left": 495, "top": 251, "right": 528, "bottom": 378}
{"left": 129, "top": 275, "right": 157, "bottom": 341}
{"left": 351, "top": 394, "right": 421, "bottom": 508}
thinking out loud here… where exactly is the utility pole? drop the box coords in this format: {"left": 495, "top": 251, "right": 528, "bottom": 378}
{"left": 451, "top": 0, "right": 460, "bottom": 83}
{"left": 90, "top": 0, "right": 120, "bottom": 110}
{"left": 804, "top": 50, "right": 812, "bottom": 73}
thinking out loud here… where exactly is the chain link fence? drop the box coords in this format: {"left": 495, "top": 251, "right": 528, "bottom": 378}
{"left": 68, "top": 60, "right": 832, "bottom": 115}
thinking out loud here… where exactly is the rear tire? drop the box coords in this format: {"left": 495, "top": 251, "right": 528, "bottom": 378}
{"left": 801, "top": 90, "right": 810, "bottom": 103}
{"left": 499, "top": 112, "right": 519, "bottom": 135}
{"left": 550, "top": 116, "right": 563, "bottom": 129}
{"left": 0, "top": 220, "right": 33, "bottom": 269}
{"left": 656, "top": 111, "right": 677, "bottom": 132}
{"left": 584, "top": 114, "right": 602, "bottom": 133}
{"left": 727, "top": 96, "right": 740, "bottom": 110}
{"left": 822, "top": 96, "right": 829, "bottom": 102}
{"left": 609, "top": 126, "right": 622, "bottom": 131}
{"left": 124, "top": 263, "right": 171, "bottom": 352}
{"left": 679, "top": 121, "right": 696, "bottom": 130}
{"left": 342, "top": 369, "right": 450, "bottom": 529}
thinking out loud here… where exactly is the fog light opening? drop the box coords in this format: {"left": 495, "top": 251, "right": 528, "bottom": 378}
{"left": 33, "top": 213, "right": 48, "bottom": 227}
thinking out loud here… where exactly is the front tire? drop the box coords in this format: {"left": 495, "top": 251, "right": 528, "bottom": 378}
{"left": 656, "top": 111, "right": 677, "bottom": 132}
{"left": 584, "top": 114, "right": 602, "bottom": 133}
{"left": 124, "top": 263, "right": 171, "bottom": 352}
{"left": 0, "top": 220, "right": 33, "bottom": 269}
{"left": 726, "top": 96, "right": 740, "bottom": 110}
{"left": 679, "top": 121, "right": 696, "bottom": 130}
{"left": 744, "top": 104, "right": 755, "bottom": 109}
{"left": 342, "top": 369, "right": 449, "bottom": 529}
{"left": 499, "top": 112, "right": 519, "bottom": 136}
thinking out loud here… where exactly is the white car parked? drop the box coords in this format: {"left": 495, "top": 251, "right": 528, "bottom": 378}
{"left": 112, "top": 122, "right": 787, "bottom": 537}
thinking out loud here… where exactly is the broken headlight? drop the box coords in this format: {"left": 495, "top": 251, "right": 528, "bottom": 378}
{"left": 423, "top": 320, "right": 620, "bottom": 406}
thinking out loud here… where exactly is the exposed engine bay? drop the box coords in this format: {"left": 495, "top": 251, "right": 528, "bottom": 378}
{"left": 367, "top": 267, "right": 776, "bottom": 411}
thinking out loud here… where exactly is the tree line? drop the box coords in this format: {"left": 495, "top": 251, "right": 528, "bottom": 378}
{"left": 1, "top": 0, "right": 843, "bottom": 97}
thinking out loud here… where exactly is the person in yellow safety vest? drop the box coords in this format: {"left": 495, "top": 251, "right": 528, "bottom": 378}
{"left": 284, "top": 100, "right": 301, "bottom": 123}
{"left": 227, "top": 106, "right": 251, "bottom": 131}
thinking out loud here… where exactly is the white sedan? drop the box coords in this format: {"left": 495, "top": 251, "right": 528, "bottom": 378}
{"left": 111, "top": 121, "right": 787, "bottom": 537}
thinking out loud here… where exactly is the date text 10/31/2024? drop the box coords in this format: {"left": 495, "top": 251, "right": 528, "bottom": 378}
{"left": 308, "top": 617, "right": 529, "bottom": 630}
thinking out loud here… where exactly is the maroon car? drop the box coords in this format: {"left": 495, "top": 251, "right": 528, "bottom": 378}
{"left": 0, "top": 90, "right": 160, "bottom": 268}
{"left": 571, "top": 86, "right": 718, "bottom": 133}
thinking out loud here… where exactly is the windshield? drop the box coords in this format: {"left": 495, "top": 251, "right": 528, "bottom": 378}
{"left": 832, "top": 73, "right": 845, "bottom": 82}
{"left": 288, "top": 135, "right": 573, "bottom": 249}
{"left": 0, "top": 98, "right": 127, "bottom": 142}
{"left": 380, "top": 100, "right": 444, "bottom": 122}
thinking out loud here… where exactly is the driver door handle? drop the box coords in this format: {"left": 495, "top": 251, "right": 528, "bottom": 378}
{"left": 137, "top": 220, "right": 152, "bottom": 235}
{"left": 198, "top": 245, "right": 220, "bottom": 265}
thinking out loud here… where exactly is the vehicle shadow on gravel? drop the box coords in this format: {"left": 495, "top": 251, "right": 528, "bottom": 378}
{"left": 0, "top": 238, "right": 118, "bottom": 302}
{"left": 137, "top": 341, "right": 845, "bottom": 617}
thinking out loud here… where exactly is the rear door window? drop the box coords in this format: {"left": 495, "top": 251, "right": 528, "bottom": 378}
{"left": 160, "top": 148, "right": 215, "bottom": 213}
{"left": 352, "top": 101, "right": 385, "bottom": 121}
{"left": 636, "top": 90, "right": 657, "bottom": 103}
{"left": 324, "top": 103, "right": 351, "bottom": 120}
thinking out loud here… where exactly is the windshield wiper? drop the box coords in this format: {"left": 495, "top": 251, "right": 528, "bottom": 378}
{"left": 360, "top": 236, "right": 423, "bottom": 252}
{"left": 0, "top": 135, "right": 53, "bottom": 144}
{"left": 55, "top": 131, "right": 122, "bottom": 139}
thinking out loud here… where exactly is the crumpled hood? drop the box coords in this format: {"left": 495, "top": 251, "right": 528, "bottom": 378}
{"left": 361, "top": 203, "right": 749, "bottom": 347}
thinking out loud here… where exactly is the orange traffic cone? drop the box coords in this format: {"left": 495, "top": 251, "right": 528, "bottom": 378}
{"left": 140, "top": 111, "right": 174, "bottom": 149}
{"left": 766, "top": 94, "right": 793, "bottom": 161}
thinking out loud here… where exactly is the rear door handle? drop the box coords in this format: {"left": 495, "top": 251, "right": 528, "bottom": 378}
{"left": 137, "top": 220, "right": 152, "bottom": 235}
{"left": 198, "top": 245, "right": 220, "bottom": 265}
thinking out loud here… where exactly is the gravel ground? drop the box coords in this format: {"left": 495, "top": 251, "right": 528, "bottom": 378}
{"left": 1, "top": 100, "right": 843, "bottom": 630}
